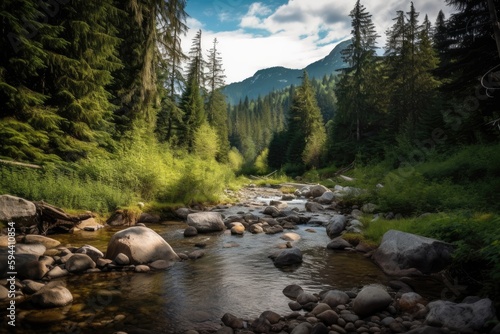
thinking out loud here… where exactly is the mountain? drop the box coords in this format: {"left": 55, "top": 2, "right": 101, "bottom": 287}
{"left": 223, "top": 40, "right": 350, "bottom": 105}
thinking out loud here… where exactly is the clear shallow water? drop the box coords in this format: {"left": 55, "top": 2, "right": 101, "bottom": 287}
{"left": 10, "top": 221, "right": 395, "bottom": 334}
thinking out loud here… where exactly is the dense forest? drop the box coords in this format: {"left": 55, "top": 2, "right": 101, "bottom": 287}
{"left": 0, "top": 0, "right": 500, "bottom": 307}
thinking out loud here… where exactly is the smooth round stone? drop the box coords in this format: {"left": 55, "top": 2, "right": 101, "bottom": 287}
{"left": 114, "top": 314, "right": 126, "bottom": 322}
{"left": 24, "top": 309, "right": 66, "bottom": 324}
{"left": 135, "top": 265, "right": 150, "bottom": 273}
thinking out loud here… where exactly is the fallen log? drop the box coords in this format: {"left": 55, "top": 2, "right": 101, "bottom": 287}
{"left": 34, "top": 201, "right": 93, "bottom": 234}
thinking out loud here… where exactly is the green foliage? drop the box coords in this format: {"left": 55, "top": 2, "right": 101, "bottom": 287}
{"left": 193, "top": 123, "right": 219, "bottom": 160}
{"left": 227, "top": 147, "right": 244, "bottom": 172}
{"left": 254, "top": 149, "right": 269, "bottom": 175}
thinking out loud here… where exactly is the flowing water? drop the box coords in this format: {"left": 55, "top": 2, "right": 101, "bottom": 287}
{"left": 9, "top": 196, "right": 445, "bottom": 333}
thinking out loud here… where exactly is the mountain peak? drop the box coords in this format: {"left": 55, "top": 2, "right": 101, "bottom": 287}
{"left": 223, "top": 41, "right": 349, "bottom": 105}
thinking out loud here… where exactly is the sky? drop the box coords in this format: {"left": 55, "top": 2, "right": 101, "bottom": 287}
{"left": 183, "top": 0, "right": 454, "bottom": 85}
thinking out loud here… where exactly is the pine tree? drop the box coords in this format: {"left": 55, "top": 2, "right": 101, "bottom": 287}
{"left": 156, "top": 0, "right": 188, "bottom": 143}
{"left": 336, "top": 0, "right": 379, "bottom": 142}
{"left": 286, "top": 71, "right": 326, "bottom": 168}
{"left": 179, "top": 31, "right": 206, "bottom": 150}
{"left": 205, "top": 38, "right": 230, "bottom": 161}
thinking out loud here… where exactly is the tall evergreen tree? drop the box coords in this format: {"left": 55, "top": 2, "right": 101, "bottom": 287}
{"left": 336, "top": 0, "right": 379, "bottom": 142}
{"left": 179, "top": 31, "right": 205, "bottom": 150}
{"left": 286, "top": 71, "right": 326, "bottom": 168}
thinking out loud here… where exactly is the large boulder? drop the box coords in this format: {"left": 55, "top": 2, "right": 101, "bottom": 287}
{"left": 271, "top": 247, "right": 303, "bottom": 267}
{"left": 352, "top": 285, "right": 393, "bottom": 317}
{"left": 425, "top": 298, "right": 496, "bottom": 332}
{"left": 316, "top": 191, "right": 335, "bottom": 204}
{"left": 372, "top": 230, "right": 454, "bottom": 275}
{"left": 65, "top": 254, "right": 96, "bottom": 273}
{"left": 186, "top": 212, "right": 225, "bottom": 233}
{"left": 326, "top": 215, "right": 347, "bottom": 239}
{"left": 322, "top": 290, "right": 350, "bottom": 308}
{"left": 0, "top": 195, "right": 37, "bottom": 226}
{"left": 105, "top": 226, "right": 180, "bottom": 266}
{"left": 309, "top": 185, "right": 329, "bottom": 198}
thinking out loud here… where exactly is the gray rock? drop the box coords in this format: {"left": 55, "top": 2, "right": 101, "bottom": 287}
{"left": 251, "top": 314, "right": 271, "bottom": 333}
{"left": 270, "top": 200, "right": 288, "bottom": 209}
{"left": 261, "top": 310, "right": 281, "bottom": 324}
{"left": 291, "top": 322, "right": 313, "bottom": 334}
{"left": 31, "top": 281, "right": 73, "bottom": 308}
{"left": 311, "top": 323, "right": 329, "bottom": 334}
{"left": 184, "top": 226, "right": 198, "bottom": 237}
{"left": 283, "top": 284, "right": 304, "bottom": 299}
{"left": 352, "top": 285, "right": 393, "bottom": 317}
{"left": 105, "top": 226, "right": 180, "bottom": 265}
{"left": 149, "top": 260, "right": 170, "bottom": 270}
{"left": 272, "top": 247, "right": 303, "bottom": 267}
{"left": 187, "top": 212, "right": 225, "bottom": 233}
{"left": 75, "top": 245, "right": 104, "bottom": 262}
{"left": 372, "top": 230, "right": 454, "bottom": 275}
{"left": 22, "top": 280, "right": 45, "bottom": 294}
{"left": 398, "top": 292, "right": 426, "bottom": 313}
{"left": 322, "top": 290, "right": 350, "bottom": 308}
{"left": 15, "top": 244, "right": 46, "bottom": 256}
{"left": 175, "top": 207, "right": 197, "bottom": 220}
{"left": 0, "top": 195, "right": 36, "bottom": 226}
{"left": 46, "top": 266, "right": 69, "bottom": 279}
{"left": 135, "top": 265, "right": 150, "bottom": 273}
{"left": 305, "top": 202, "right": 324, "bottom": 212}
{"left": 188, "top": 250, "right": 205, "bottom": 260}
{"left": 65, "top": 253, "right": 96, "bottom": 273}
{"left": 137, "top": 213, "right": 161, "bottom": 224}
{"left": 327, "top": 237, "right": 351, "bottom": 250}
{"left": 316, "top": 191, "right": 335, "bottom": 204}
{"left": 289, "top": 301, "right": 302, "bottom": 311}
{"left": 114, "top": 253, "right": 130, "bottom": 265}
{"left": 310, "top": 303, "right": 331, "bottom": 316}
{"left": 221, "top": 313, "right": 244, "bottom": 329}
{"left": 297, "top": 292, "right": 318, "bottom": 305}
{"left": 316, "top": 309, "right": 339, "bottom": 326}
{"left": 249, "top": 224, "right": 264, "bottom": 234}
{"left": 309, "top": 185, "right": 329, "bottom": 198}
{"left": 326, "top": 215, "right": 347, "bottom": 238}
{"left": 425, "top": 298, "right": 495, "bottom": 332}
{"left": 22, "top": 235, "right": 60, "bottom": 249}
{"left": 263, "top": 206, "right": 282, "bottom": 217}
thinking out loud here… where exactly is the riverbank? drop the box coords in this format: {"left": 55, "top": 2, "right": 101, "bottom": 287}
{"left": 1, "top": 185, "right": 499, "bottom": 333}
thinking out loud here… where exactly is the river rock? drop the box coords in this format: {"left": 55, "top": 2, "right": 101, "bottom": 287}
{"left": 222, "top": 312, "right": 244, "bottom": 329}
{"left": 297, "top": 292, "right": 318, "bottom": 305}
{"left": 188, "top": 250, "right": 205, "bottom": 259}
{"left": 251, "top": 314, "right": 271, "bottom": 333}
{"left": 135, "top": 264, "right": 150, "bottom": 273}
{"left": 65, "top": 253, "right": 96, "bottom": 273}
{"left": 75, "top": 245, "right": 104, "bottom": 262}
{"left": 176, "top": 207, "right": 197, "bottom": 219}
{"left": 309, "top": 185, "right": 329, "bottom": 198}
{"left": 249, "top": 224, "right": 264, "bottom": 234}
{"left": 0, "top": 285, "right": 9, "bottom": 300}
{"left": 291, "top": 322, "right": 313, "bottom": 334}
{"left": 352, "top": 285, "right": 393, "bottom": 317}
{"left": 261, "top": 310, "right": 281, "bottom": 324}
{"left": 310, "top": 303, "right": 331, "bottom": 315}
{"left": 271, "top": 247, "right": 303, "bottom": 267}
{"left": 184, "top": 226, "right": 198, "bottom": 237}
{"left": 22, "top": 280, "right": 45, "bottom": 294}
{"left": 327, "top": 237, "right": 351, "bottom": 250}
{"left": 425, "top": 298, "right": 495, "bottom": 332}
{"left": 305, "top": 202, "right": 324, "bottom": 212}
{"left": 281, "top": 232, "right": 300, "bottom": 242}
{"left": 22, "top": 235, "right": 60, "bottom": 249}
{"left": 405, "top": 326, "right": 448, "bottom": 334}
{"left": 105, "top": 226, "right": 180, "bottom": 265}
{"left": 31, "top": 281, "right": 73, "bottom": 308}
{"left": 322, "top": 290, "right": 350, "bottom": 308}
{"left": 137, "top": 213, "right": 161, "bottom": 224}
{"left": 0, "top": 194, "right": 37, "bottom": 226}
{"left": 283, "top": 284, "right": 304, "bottom": 299}
{"left": 263, "top": 206, "right": 282, "bottom": 217}
{"left": 187, "top": 212, "right": 225, "bottom": 233}
{"left": 73, "top": 217, "right": 104, "bottom": 232}
{"left": 372, "top": 230, "right": 454, "bottom": 275}
{"left": 149, "top": 259, "right": 170, "bottom": 270}
{"left": 270, "top": 200, "right": 288, "bottom": 209}
{"left": 326, "top": 215, "right": 347, "bottom": 238}
{"left": 230, "top": 223, "right": 245, "bottom": 235}
{"left": 46, "top": 266, "right": 69, "bottom": 279}
{"left": 114, "top": 253, "right": 130, "bottom": 265}
{"left": 18, "top": 260, "right": 49, "bottom": 280}
{"left": 397, "top": 292, "right": 427, "bottom": 313}
{"left": 316, "top": 310, "right": 339, "bottom": 326}
{"left": 316, "top": 191, "right": 335, "bottom": 204}
{"left": 15, "top": 243, "right": 46, "bottom": 256}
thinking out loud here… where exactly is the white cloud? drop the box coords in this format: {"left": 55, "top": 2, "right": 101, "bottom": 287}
{"left": 183, "top": 0, "right": 454, "bottom": 84}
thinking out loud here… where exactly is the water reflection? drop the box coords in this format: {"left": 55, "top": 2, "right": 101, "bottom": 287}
{"left": 12, "top": 222, "right": 397, "bottom": 333}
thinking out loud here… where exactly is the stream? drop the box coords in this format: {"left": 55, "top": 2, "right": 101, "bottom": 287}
{"left": 11, "top": 194, "right": 445, "bottom": 334}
